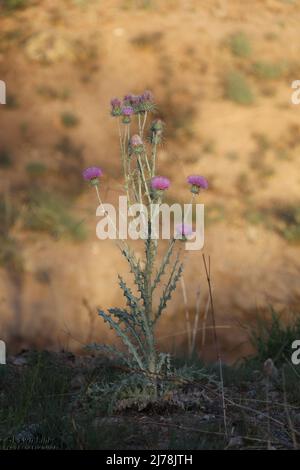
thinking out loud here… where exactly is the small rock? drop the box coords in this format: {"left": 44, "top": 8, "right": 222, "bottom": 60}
{"left": 227, "top": 436, "right": 244, "bottom": 449}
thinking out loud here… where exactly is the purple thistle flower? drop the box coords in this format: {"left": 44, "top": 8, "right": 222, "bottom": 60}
{"left": 82, "top": 166, "right": 103, "bottom": 185}
{"left": 130, "top": 95, "right": 141, "bottom": 105}
{"left": 187, "top": 175, "right": 208, "bottom": 194}
{"left": 187, "top": 175, "right": 208, "bottom": 189}
{"left": 122, "top": 106, "right": 134, "bottom": 116}
{"left": 111, "top": 98, "right": 121, "bottom": 107}
{"left": 175, "top": 223, "right": 193, "bottom": 239}
{"left": 139, "top": 90, "right": 155, "bottom": 113}
{"left": 151, "top": 176, "right": 170, "bottom": 191}
{"left": 141, "top": 90, "right": 153, "bottom": 102}
{"left": 123, "top": 94, "right": 134, "bottom": 103}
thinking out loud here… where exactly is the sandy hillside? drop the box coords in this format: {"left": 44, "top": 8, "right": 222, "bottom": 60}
{"left": 0, "top": 0, "right": 300, "bottom": 361}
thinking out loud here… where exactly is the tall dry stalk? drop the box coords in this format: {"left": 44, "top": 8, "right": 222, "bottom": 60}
{"left": 202, "top": 253, "right": 228, "bottom": 438}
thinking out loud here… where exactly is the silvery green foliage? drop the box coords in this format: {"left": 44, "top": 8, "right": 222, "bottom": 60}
{"left": 84, "top": 363, "right": 212, "bottom": 413}
{"left": 89, "top": 92, "right": 184, "bottom": 376}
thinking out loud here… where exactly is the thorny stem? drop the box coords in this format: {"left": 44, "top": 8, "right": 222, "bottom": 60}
{"left": 184, "top": 194, "right": 195, "bottom": 225}
{"left": 144, "top": 219, "right": 157, "bottom": 374}
{"left": 151, "top": 133, "right": 158, "bottom": 177}
{"left": 118, "top": 119, "right": 131, "bottom": 205}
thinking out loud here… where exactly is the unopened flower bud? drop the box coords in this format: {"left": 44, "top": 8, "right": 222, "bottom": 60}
{"left": 110, "top": 98, "right": 122, "bottom": 117}
{"left": 129, "top": 134, "right": 144, "bottom": 155}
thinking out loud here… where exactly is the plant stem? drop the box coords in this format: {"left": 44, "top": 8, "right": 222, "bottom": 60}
{"left": 151, "top": 133, "right": 158, "bottom": 177}
{"left": 202, "top": 254, "right": 228, "bottom": 439}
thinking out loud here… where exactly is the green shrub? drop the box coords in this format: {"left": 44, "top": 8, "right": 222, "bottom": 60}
{"left": 0, "top": 149, "right": 13, "bottom": 168}
{"left": 24, "top": 190, "right": 86, "bottom": 241}
{"left": 2, "top": 0, "right": 26, "bottom": 11}
{"left": 60, "top": 112, "right": 79, "bottom": 128}
{"left": 273, "top": 205, "right": 300, "bottom": 242}
{"left": 5, "top": 93, "right": 18, "bottom": 108}
{"left": 26, "top": 162, "right": 47, "bottom": 177}
{"left": 224, "top": 71, "right": 255, "bottom": 105}
{"left": 0, "top": 235, "right": 23, "bottom": 271}
{"left": 228, "top": 32, "right": 252, "bottom": 58}
{"left": 0, "top": 197, "right": 18, "bottom": 235}
{"left": 252, "top": 61, "right": 285, "bottom": 80}
{"left": 55, "top": 136, "right": 83, "bottom": 159}
{"left": 246, "top": 309, "right": 300, "bottom": 366}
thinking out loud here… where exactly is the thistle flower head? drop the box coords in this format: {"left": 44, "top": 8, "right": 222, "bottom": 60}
{"left": 123, "top": 94, "right": 134, "bottom": 103}
{"left": 175, "top": 223, "right": 193, "bottom": 240}
{"left": 110, "top": 97, "right": 122, "bottom": 117}
{"left": 187, "top": 175, "right": 208, "bottom": 194}
{"left": 82, "top": 166, "right": 103, "bottom": 186}
{"left": 150, "top": 118, "right": 164, "bottom": 143}
{"left": 139, "top": 90, "right": 155, "bottom": 113}
{"left": 129, "top": 134, "right": 144, "bottom": 155}
{"left": 141, "top": 90, "right": 153, "bottom": 102}
{"left": 122, "top": 106, "right": 134, "bottom": 116}
{"left": 121, "top": 105, "right": 134, "bottom": 124}
{"left": 151, "top": 176, "right": 170, "bottom": 191}
{"left": 130, "top": 134, "right": 143, "bottom": 146}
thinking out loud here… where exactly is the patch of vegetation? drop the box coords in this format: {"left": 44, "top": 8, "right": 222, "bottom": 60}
{"left": 228, "top": 32, "right": 252, "bottom": 58}
{"left": 271, "top": 204, "right": 300, "bottom": 242}
{"left": 244, "top": 208, "right": 265, "bottom": 225}
{"left": 24, "top": 190, "right": 86, "bottom": 241}
{"left": 26, "top": 162, "right": 47, "bottom": 177}
{"left": 37, "top": 85, "right": 70, "bottom": 101}
{"left": 60, "top": 112, "right": 80, "bottom": 128}
{"left": 0, "top": 149, "right": 13, "bottom": 168}
{"left": 1, "top": 0, "right": 27, "bottom": 11}
{"left": 159, "top": 94, "right": 196, "bottom": 138}
{"left": 226, "top": 151, "right": 239, "bottom": 161}
{"left": 1, "top": 345, "right": 300, "bottom": 450}
{"left": 131, "top": 31, "right": 163, "bottom": 48}
{"left": 0, "top": 197, "right": 18, "bottom": 234}
{"left": 55, "top": 136, "right": 83, "bottom": 159}
{"left": 122, "top": 0, "right": 154, "bottom": 10}
{"left": 235, "top": 172, "right": 252, "bottom": 196}
{"left": 224, "top": 71, "right": 255, "bottom": 105}
{"left": 275, "top": 148, "right": 292, "bottom": 161}
{"left": 0, "top": 197, "right": 22, "bottom": 271}
{"left": 0, "top": 235, "right": 23, "bottom": 272}
{"left": 5, "top": 93, "right": 18, "bottom": 109}
{"left": 253, "top": 132, "right": 271, "bottom": 152}
{"left": 0, "top": 352, "right": 72, "bottom": 445}
{"left": 202, "top": 139, "right": 216, "bottom": 154}
{"left": 245, "top": 309, "right": 300, "bottom": 367}
{"left": 252, "top": 61, "right": 286, "bottom": 80}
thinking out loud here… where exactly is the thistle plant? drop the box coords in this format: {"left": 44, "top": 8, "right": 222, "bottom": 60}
{"left": 83, "top": 91, "right": 208, "bottom": 378}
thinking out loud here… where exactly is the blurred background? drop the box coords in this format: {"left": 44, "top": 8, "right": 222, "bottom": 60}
{"left": 0, "top": 0, "right": 300, "bottom": 362}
